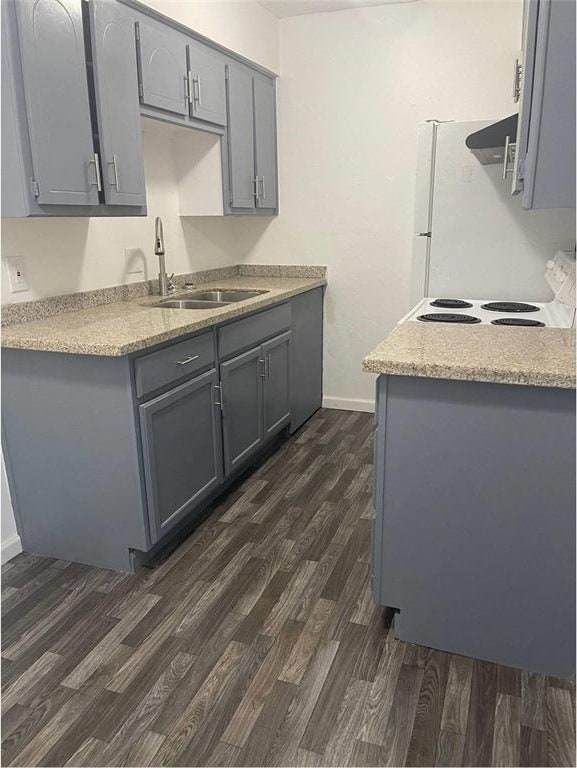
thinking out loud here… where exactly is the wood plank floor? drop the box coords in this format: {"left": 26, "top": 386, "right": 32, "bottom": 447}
{"left": 2, "top": 409, "right": 575, "bottom": 767}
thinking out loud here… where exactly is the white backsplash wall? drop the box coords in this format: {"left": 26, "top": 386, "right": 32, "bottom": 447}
{"left": 232, "top": 0, "right": 561, "bottom": 410}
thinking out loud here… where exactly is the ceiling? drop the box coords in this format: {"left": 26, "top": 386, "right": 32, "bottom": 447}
{"left": 258, "top": 0, "right": 420, "bottom": 19}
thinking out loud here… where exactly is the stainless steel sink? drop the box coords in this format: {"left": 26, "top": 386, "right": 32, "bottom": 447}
{"left": 149, "top": 288, "right": 269, "bottom": 310}
{"left": 185, "top": 289, "right": 268, "bottom": 302}
{"left": 149, "top": 299, "right": 225, "bottom": 310}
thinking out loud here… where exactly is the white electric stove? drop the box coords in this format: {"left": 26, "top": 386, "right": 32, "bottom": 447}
{"left": 400, "top": 251, "right": 576, "bottom": 329}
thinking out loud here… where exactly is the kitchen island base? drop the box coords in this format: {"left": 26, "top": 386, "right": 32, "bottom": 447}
{"left": 372, "top": 374, "right": 576, "bottom": 679}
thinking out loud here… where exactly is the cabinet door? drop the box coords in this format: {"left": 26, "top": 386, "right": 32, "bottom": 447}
{"left": 254, "top": 76, "right": 278, "bottom": 210}
{"left": 188, "top": 41, "right": 226, "bottom": 126}
{"left": 220, "top": 346, "right": 263, "bottom": 475}
{"left": 139, "top": 369, "right": 223, "bottom": 543}
{"left": 14, "top": 0, "right": 99, "bottom": 206}
{"left": 137, "top": 18, "right": 188, "bottom": 116}
{"left": 262, "top": 331, "right": 291, "bottom": 438}
{"left": 514, "top": 0, "right": 576, "bottom": 208}
{"left": 227, "top": 65, "right": 256, "bottom": 209}
{"left": 90, "top": 0, "right": 146, "bottom": 206}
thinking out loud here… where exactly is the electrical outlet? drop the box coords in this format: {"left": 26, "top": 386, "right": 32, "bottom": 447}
{"left": 6, "top": 256, "right": 29, "bottom": 293}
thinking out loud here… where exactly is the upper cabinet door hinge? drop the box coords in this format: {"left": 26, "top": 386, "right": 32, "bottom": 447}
{"left": 31, "top": 179, "right": 40, "bottom": 198}
{"left": 138, "top": 81, "right": 144, "bottom": 99}
{"left": 135, "top": 22, "right": 140, "bottom": 41}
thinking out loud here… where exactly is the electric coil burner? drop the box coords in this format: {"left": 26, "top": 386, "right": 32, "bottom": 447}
{"left": 417, "top": 313, "right": 481, "bottom": 324}
{"left": 491, "top": 318, "right": 545, "bottom": 327}
{"left": 481, "top": 301, "right": 540, "bottom": 313}
{"left": 430, "top": 299, "right": 474, "bottom": 309}
{"left": 400, "top": 251, "right": 576, "bottom": 329}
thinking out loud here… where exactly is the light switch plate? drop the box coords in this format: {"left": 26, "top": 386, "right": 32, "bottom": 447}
{"left": 6, "top": 256, "right": 29, "bottom": 293}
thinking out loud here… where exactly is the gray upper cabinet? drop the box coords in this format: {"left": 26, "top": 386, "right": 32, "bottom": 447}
{"left": 262, "top": 331, "right": 291, "bottom": 437}
{"left": 3, "top": 0, "right": 277, "bottom": 218}
{"left": 139, "top": 368, "right": 223, "bottom": 543}
{"left": 227, "top": 65, "right": 257, "bottom": 209}
{"left": 254, "top": 77, "right": 278, "bottom": 210}
{"left": 512, "top": 0, "right": 576, "bottom": 209}
{"left": 137, "top": 18, "right": 188, "bottom": 117}
{"left": 14, "top": 0, "right": 99, "bottom": 206}
{"left": 90, "top": 0, "right": 146, "bottom": 206}
{"left": 187, "top": 41, "right": 227, "bottom": 126}
{"left": 226, "top": 64, "right": 278, "bottom": 214}
{"left": 220, "top": 345, "right": 264, "bottom": 475}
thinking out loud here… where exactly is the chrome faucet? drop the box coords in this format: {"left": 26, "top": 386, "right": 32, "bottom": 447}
{"left": 154, "top": 217, "right": 176, "bottom": 296}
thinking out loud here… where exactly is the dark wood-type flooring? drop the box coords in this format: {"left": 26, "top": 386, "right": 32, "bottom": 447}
{"left": 2, "top": 409, "right": 575, "bottom": 767}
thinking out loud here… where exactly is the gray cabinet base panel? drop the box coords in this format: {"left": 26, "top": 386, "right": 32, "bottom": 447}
{"left": 1, "top": 349, "right": 148, "bottom": 571}
{"left": 373, "top": 374, "right": 576, "bottom": 679}
{"left": 289, "top": 287, "right": 323, "bottom": 432}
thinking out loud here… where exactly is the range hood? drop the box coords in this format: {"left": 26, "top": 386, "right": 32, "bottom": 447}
{"left": 465, "top": 114, "right": 518, "bottom": 165}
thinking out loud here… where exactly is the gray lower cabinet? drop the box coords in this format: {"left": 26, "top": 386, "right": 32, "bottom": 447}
{"left": 290, "top": 288, "right": 323, "bottom": 432}
{"left": 2, "top": 293, "right": 321, "bottom": 571}
{"left": 263, "top": 332, "right": 291, "bottom": 437}
{"left": 90, "top": 0, "right": 146, "bottom": 207}
{"left": 512, "top": 0, "right": 576, "bottom": 209}
{"left": 136, "top": 17, "right": 188, "bottom": 117}
{"left": 139, "top": 368, "right": 223, "bottom": 541}
{"left": 13, "top": 0, "right": 99, "bottom": 206}
{"left": 372, "top": 374, "right": 576, "bottom": 679}
{"left": 220, "top": 330, "right": 292, "bottom": 474}
{"left": 220, "top": 346, "right": 264, "bottom": 474}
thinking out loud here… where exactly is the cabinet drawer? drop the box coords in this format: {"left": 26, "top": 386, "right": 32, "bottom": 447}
{"left": 218, "top": 303, "right": 291, "bottom": 360}
{"left": 135, "top": 332, "right": 215, "bottom": 398}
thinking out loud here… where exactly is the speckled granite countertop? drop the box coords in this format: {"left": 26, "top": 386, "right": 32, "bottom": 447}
{"left": 1, "top": 274, "right": 326, "bottom": 356}
{"left": 362, "top": 323, "right": 576, "bottom": 389}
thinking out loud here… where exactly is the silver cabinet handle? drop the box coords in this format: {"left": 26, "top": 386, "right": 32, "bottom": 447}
{"left": 89, "top": 153, "right": 102, "bottom": 192}
{"left": 502, "top": 136, "right": 516, "bottom": 179}
{"left": 258, "top": 358, "right": 266, "bottom": 378}
{"left": 185, "top": 73, "right": 191, "bottom": 108}
{"left": 266, "top": 354, "right": 271, "bottom": 379}
{"left": 253, "top": 177, "right": 260, "bottom": 199}
{"left": 109, "top": 154, "right": 120, "bottom": 192}
{"left": 260, "top": 176, "right": 266, "bottom": 201}
{"left": 176, "top": 355, "right": 200, "bottom": 366}
{"left": 513, "top": 57, "right": 522, "bottom": 103}
{"left": 195, "top": 75, "right": 202, "bottom": 106}
{"left": 213, "top": 384, "right": 224, "bottom": 412}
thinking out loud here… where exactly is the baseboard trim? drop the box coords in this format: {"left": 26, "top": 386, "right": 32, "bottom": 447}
{"left": 1, "top": 534, "right": 22, "bottom": 564}
{"left": 322, "top": 397, "right": 375, "bottom": 413}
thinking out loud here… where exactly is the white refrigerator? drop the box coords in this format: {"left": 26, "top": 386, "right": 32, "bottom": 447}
{"left": 410, "top": 120, "right": 576, "bottom": 306}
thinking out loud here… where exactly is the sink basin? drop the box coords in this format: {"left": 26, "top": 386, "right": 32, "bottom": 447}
{"left": 149, "top": 288, "right": 269, "bottom": 310}
{"left": 185, "top": 289, "right": 269, "bottom": 303}
{"left": 150, "top": 299, "right": 225, "bottom": 310}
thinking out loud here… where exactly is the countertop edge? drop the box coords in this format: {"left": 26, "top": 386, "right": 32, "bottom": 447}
{"left": 1, "top": 279, "right": 327, "bottom": 357}
{"left": 362, "top": 357, "right": 576, "bottom": 389}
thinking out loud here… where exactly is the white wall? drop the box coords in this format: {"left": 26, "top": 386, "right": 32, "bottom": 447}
{"left": 140, "top": 0, "right": 279, "bottom": 73}
{"left": 235, "top": 0, "right": 528, "bottom": 408}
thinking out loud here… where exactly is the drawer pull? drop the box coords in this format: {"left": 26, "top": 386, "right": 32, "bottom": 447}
{"left": 176, "top": 355, "right": 200, "bottom": 366}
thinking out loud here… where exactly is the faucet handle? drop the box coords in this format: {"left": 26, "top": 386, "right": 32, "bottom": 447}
{"left": 167, "top": 273, "right": 178, "bottom": 293}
